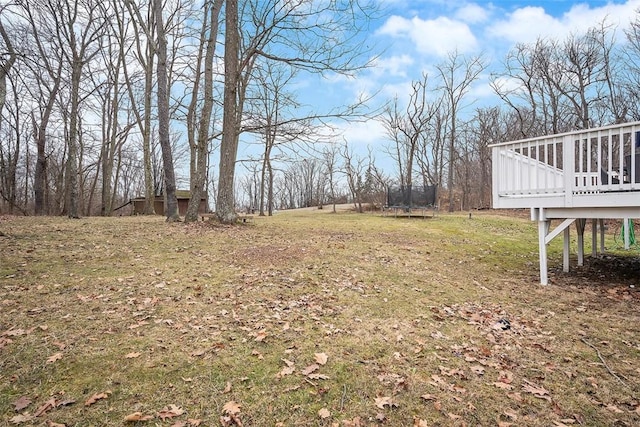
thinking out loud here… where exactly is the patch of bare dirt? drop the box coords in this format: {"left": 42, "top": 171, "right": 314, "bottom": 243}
{"left": 551, "top": 254, "right": 640, "bottom": 288}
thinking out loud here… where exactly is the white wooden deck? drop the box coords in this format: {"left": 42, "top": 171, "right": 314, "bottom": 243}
{"left": 491, "top": 121, "right": 640, "bottom": 284}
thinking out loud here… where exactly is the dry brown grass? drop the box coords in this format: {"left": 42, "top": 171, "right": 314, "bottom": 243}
{"left": 1, "top": 210, "right": 639, "bottom": 426}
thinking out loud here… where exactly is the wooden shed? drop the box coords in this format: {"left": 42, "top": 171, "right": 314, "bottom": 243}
{"left": 131, "top": 190, "right": 208, "bottom": 216}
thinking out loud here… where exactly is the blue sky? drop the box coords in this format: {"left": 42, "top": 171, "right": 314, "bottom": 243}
{"left": 313, "top": 0, "right": 640, "bottom": 150}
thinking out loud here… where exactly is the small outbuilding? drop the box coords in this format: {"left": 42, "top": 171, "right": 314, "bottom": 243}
{"left": 130, "top": 190, "right": 208, "bottom": 216}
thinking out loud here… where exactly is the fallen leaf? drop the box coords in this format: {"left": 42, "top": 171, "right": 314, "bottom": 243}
{"left": 34, "top": 398, "right": 56, "bottom": 416}
{"left": 307, "top": 373, "right": 330, "bottom": 380}
{"left": 187, "top": 419, "right": 202, "bottom": 426}
{"left": 374, "top": 396, "right": 398, "bottom": 410}
{"left": 170, "top": 422, "right": 187, "bottom": 427}
{"left": 507, "top": 392, "right": 523, "bottom": 402}
{"left": 281, "top": 358, "right": 295, "bottom": 367}
{"left": 342, "top": 417, "right": 363, "bottom": 427}
{"left": 421, "top": 394, "right": 437, "bottom": 401}
{"left": 413, "top": 418, "right": 429, "bottom": 427}
{"left": 318, "top": 407, "right": 330, "bottom": 419}
{"left": 222, "top": 401, "right": 241, "bottom": 415}
{"left": 13, "top": 396, "right": 32, "bottom": 412}
{"left": 314, "top": 352, "right": 328, "bottom": 365}
{"left": 522, "top": 380, "right": 550, "bottom": 399}
{"left": 493, "top": 382, "right": 514, "bottom": 390}
{"left": 504, "top": 408, "right": 519, "bottom": 420}
{"left": 498, "top": 370, "right": 513, "bottom": 384}
{"left": 125, "top": 352, "right": 141, "bottom": 359}
{"left": 10, "top": 414, "right": 33, "bottom": 424}
{"left": 46, "top": 352, "right": 63, "bottom": 364}
{"left": 605, "top": 404, "right": 624, "bottom": 414}
{"left": 56, "top": 399, "right": 76, "bottom": 407}
{"left": 471, "top": 365, "right": 485, "bottom": 375}
{"left": 46, "top": 421, "right": 66, "bottom": 427}
{"left": 128, "top": 321, "right": 149, "bottom": 329}
{"left": 223, "top": 381, "right": 232, "bottom": 394}
{"left": 84, "top": 392, "right": 108, "bottom": 407}
{"left": 254, "top": 331, "right": 267, "bottom": 342}
{"left": 301, "top": 364, "right": 319, "bottom": 376}
{"left": 124, "top": 412, "right": 154, "bottom": 422}
{"left": 157, "top": 404, "right": 184, "bottom": 420}
{"left": 276, "top": 366, "right": 295, "bottom": 378}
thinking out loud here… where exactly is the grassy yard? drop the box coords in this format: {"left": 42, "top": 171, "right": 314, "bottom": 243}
{"left": 1, "top": 209, "right": 639, "bottom": 426}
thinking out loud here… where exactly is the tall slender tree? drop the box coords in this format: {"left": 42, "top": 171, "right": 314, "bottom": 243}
{"left": 152, "top": 0, "right": 179, "bottom": 221}
{"left": 184, "top": 0, "right": 223, "bottom": 223}
{"left": 436, "top": 51, "right": 485, "bottom": 212}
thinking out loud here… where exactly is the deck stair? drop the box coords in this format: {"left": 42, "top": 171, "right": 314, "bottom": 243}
{"left": 491, "top": 122, "right": 640, "bottom": 284}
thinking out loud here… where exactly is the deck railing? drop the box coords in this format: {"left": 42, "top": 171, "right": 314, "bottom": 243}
{"left": 492, "top": 122, "right": 640, "bottom": 208}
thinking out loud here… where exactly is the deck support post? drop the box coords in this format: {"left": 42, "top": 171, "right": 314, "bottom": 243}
{"left": 591, "top": 219, "right": 598, "bottom": 257}
{"left": 600, "top": 219, "right": 605, "bottom": 253}
{"left": 576, "top": 219, "right": 586, "bottom": 266}
{"left": 538, "top": 219, "right": 550, "bottom": 285}
{"left": 624, "top": 218, "right": 630, "bottom": 249}
{"left": 563, "top": 227, "right": 570, "bottom": 272}
{"left": 534, "top": 207, "right": 577, "bottom": 285}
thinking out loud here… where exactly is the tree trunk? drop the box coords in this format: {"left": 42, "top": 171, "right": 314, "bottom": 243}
{"left": 216, "top": 0, "right": 239, "bottom": 224}
{"left": 153, "top": 0, "right": 179, "bottom": 222}
{"left": 267, "top": 158, "right": 274, "bottom": 216}
{"left": 185, "top": 0, "right": 223, "bottom": 223}
{"left": 142, "top": 52, "right": 155, "bottom": 214}
{"left": 66, "top": 62, "right": 82, "bottom": 219}
{"left": 447, "top": 117, "right": 456, "bottom": 213}
{"left": 0, "top": 21, "right": 16, "bottom": 126}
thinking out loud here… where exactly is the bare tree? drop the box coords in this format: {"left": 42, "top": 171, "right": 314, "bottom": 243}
{"left": 48, "top": 0, "right": 108, "bottom": 218}
{"left": 184, "top": 0, "right": 223, "bottom": 223}
{"left": 0, "top": 7, "right": 16, "bottom": 123}
{"left": 0, "top": 8, "right": 20, "bottom": 213}
{"left": 436, "top": 51, "right": 486, "bottom": 212}
{"left": 623, "top": 13, "right": 640, "bottom": 120}
{"left": 217, "top": 0, "right": 240, "bottom": 223}
{"left": 216, "top": 0, "right": 378, "bottom": 223}
{"left": 472, "top": 107, "right": 507, "bottom": 208}
{"left": 322, "top": 143, "right": 340, "bottom": 213}
{"left": 152, "top": 0, "right": 179, "bottom": 221}
{"left": 16, "top": 1, "right": 66, "bottom": 215}
{"left": 382, "top": 73, "right": 439, "bottom": 191}
{"left": 123, "top": 0, "right": 156, "bottom": 214}
{"left": 341, "top": 142, "right": 367, "bottom": 213}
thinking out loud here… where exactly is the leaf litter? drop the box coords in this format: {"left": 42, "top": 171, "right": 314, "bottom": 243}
{"left": 1, "top": 214, "right": 640, "bottom": 425}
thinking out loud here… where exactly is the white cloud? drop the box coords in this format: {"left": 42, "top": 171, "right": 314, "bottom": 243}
{"left": 380, "top": 80, "right": 415, "bottom": 102}
{"left": 378, "top": 15, "right": 478, "bottom": 57}
{"left": 489, "top": 1, "right": 640, "bottom": 45}
{"left": 373, "top": 54, "right": 415, "bottom": 78}
{"left": 339, "top": 119, "right": 388, "bottom": 146}
{"left": 488, "top": 6, "right": 561, "bottom": 43}
{"left": 455, "top": 3, "right": 490, "bottom": 24}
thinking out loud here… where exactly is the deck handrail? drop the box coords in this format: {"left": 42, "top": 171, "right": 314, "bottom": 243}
{"left": 489, "top": 121, "right": 640, "bottom": 148}
{"left": 492, "top": 121, "right": 640, "bottom": 208}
